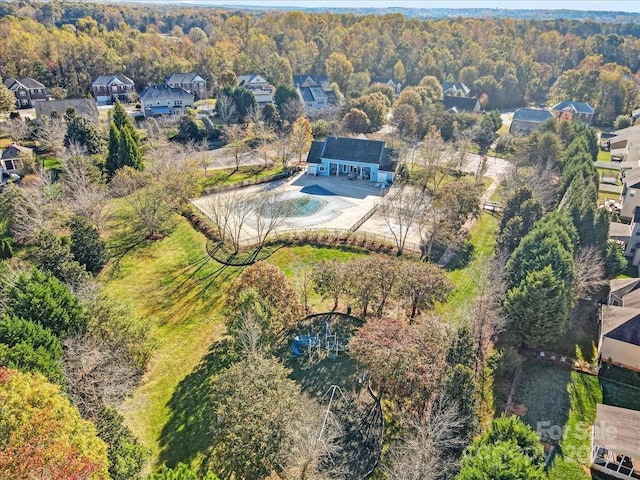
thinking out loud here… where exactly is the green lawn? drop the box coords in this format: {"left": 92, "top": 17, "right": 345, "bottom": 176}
{"left": 597, "top": 150, "right": 611, "bottom": 162}
{"left": 514, "top": 360, "right": 602, "bottom": 480}
{"left": 440, "top": 212, "right": 499, "bottom": 315}
{"left": 101, "top": 217, "right": 241, "bottom": 466}
{"left": 201, "top": 164, "right": 283, "bottom": 190}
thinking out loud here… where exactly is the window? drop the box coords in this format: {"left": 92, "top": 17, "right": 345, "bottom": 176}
{"left": 630, "top": 189, "right": 636, "bottom": 198}
{"left": 19, "top": 90, "right": 26, "bottom": 96}
{"left": 174, "top": 100, "right": 183, "bottom": 106}
{"left": 4, "top": 160, "right": 14, "bottom": 171}
{"left": 319, "top": 166, "right": 325, "bottom": 172}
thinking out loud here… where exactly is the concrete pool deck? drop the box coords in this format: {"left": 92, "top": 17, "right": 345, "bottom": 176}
{"left": 192, "top": 172, "right": 389, "bottom": 242}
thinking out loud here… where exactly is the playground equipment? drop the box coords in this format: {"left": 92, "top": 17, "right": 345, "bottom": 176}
{"left": 291, "top": 321, "right": 351, "bottom": 359}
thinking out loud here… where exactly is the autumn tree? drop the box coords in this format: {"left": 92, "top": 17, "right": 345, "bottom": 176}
{"left": 350, "top": 92, "right": 388, "bottom": 132}
{"left": 225, "top": 262, "right": 304, "bottom": 342}
{"left": 0, "top": 82, "right": 15, "bottom": 112}
{"left": 342, "top": 108, "right": 370, "bottom": 134}
{"left": 0, "top": 368, "right": 110, "bottom": 480}
{"left": 207, "top": 354, "right": 303, "bottom": 480}
{"left": 291, "top": 116, "right": 313, "bottom": 162}
{"left": 325, "top": 52, "right": 353, "bottom": 95}
{"left": 349, "top": 316, "right": 449, "bottom": 404}
{"left": 380, "top": 185, "right": 428, "bottom": 255}
{"left": 311, "top": 259, "right": 350, "bottom": 311}
{"left": 396, "top": 261, "right": 452, "bottom": 321}
{"left": 392, "top": 103, "right": 418, "bottom": 139}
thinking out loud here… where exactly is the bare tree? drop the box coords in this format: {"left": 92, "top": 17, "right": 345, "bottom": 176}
{"left": 216, "top": 92, "right": 237, "bottom": 124}
{"left": 9, "top": 170, "right": 62, "bottom": 243}
{"left": 453, "top": 129, "right": 473, "bottom": 172}
{"left": 379, "top": 185, "right": 429, "bottom": 255}
{"left": 382, "top": 398, "right": 467, "bottom": 480}
{"left": 294, "top": 262, "right": 314, "bottom": 315}
{"left": 32, "top": 114, "right": 67, "bottom": 155}
{"left": 281, "top": 97, "right": 305, "bottom": 125}
{"left": 254, "top": 190, "right": 294, "bottom": 246}
{"left": 414, "top": 128, "right": 455, "bottom": 196}
{"left": 285, "top": 395, "right": 345, "bottom": 480}
{"left": 60, "top": 154, "right": 110, "bottom": 232}
{"left": 63, "top": 334, "right": 142, "bottom": 417}
{"left": 142, "top": 117, "right": 163, "bottom": 145}
{"left": 205, "top": 191, "right": 255, "bottom": 251}
{"left": 275, "top": 129, "right": 295, "bottom": 171}
{"left": 248, "top": 117, "right": 276, "bottom": 166}
{"left": 0, "top": 117, "right": 32, "bottom": 143}
{"left": 573, "top": 245, "right": 606, "bottom": 300}
{"left": 236, "top": 311, "right": 263, "bottom": 355}
{"left": 224, "top": 124, "right": 249, "bottom": 171}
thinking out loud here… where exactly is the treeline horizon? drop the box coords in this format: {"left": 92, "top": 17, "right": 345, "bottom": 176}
{"left": 1, "top": 0, "right": 639, "bottom": 122}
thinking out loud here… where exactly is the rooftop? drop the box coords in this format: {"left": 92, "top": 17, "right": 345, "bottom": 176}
{"left": 593, "top": 404, "right": 640, "bottom": 460}
{"left": 140, "top": 84, "right": 194, "bottom": 101}
{"left": 165, "top": 72, "right": 205, "bottom": 84}
{"left": 601, "top": 305, "right": 640, "bottom": 347}
{"left": 551, "top": 100, "right": 595, "bottom": 115}
{"left": 512, "top": 107, "right": 553, "bottom": 123}
{"left": 92, "top": 74, "right": 134, "bottom": 87}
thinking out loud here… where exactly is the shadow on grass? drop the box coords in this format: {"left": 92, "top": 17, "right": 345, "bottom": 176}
{"left": 444, "top": 241, "right": 475, "bottom": 271}
{"left": 157, "top": 339, "right": 235, "bottom": 469}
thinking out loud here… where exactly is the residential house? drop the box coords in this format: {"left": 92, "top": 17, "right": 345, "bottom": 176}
{"left": 140, "top": 84, "right": 194, "bottom": 118}
{"left": 371, "top": 77, "right": 402, "bottom": 94}
{"left": 550, "top": 101, "right": 595, "bottom": 125}
{"left": 35, "top": 98, "right": 99, "bottom": 123}
{"left": 1, "top": 143, "right": 33, "bottom": 177}
{"left": 618, "top": 169, "right": 640, "bottom": 222}
{"left": 509, "top": 108, "right": 553, "bottom": 135}
{"left": 91, "top": 74, "right": 136, "bottom": 105}
{"left": 237, "top": 74, "right": 275, "bottom": 107}
{"left": 599, "top": 302, "right": 640, "bottom": 372}
{"left": 3, "top": 77, "right": 47, "bottom": 109}
{"left": 442, "top": 81, "right": 471, "bottom": 97}
{"left": 165, "top": 73, "right": 207, "bottom": 101}
{"left": 608, "top": 126, "right": 640, "bottom": 163}
{"left": 591, "top": 404, "right": 640, "bottom": 479}
{"left": 306, "top": 136, "right": 398, "bottom": 184}
{"left": 293, "top": 74, "right": 330, "bottom": 90}
{"left": 297, "top": 86, "right": 328, "bottom": 113}
{"left": 443, "top": 95, "right": 481, "bottom": 114}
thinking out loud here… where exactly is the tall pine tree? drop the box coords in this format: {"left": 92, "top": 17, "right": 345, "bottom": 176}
{"left": 105, "top": 101, "right": 143, "bottom": 176}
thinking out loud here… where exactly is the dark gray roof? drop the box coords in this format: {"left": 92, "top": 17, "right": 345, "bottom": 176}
{"left": 443, "top": 96, "right": 479, "bottom": 112}
{"left": 442, "top": 82, "right": 470, "bottom": 96}
{"left": 165, "top": 72, "right": 204, "bottom": 84}
{"left": 4, "top": 77, "right": 46, "bottom": 90}
{"left": 35, "top": 99, "right": 98, "bottom": 121}
{"left": 325, "top": 90, "right": 339, "bottom": 106}
{"left": 551, "top": 101, "right": 595, "bottom": 115}
{"left": 293, "top": 74, "right": 329, "bottom": 89}
{"left": 306, "top": 137, "right": 397, "bottom": 171}
{"left": 322, "top": 137, "right": 385, "bottom": 163}
{"left": 605, "top": 312, "right": 640, "bottom": 346}
{"left": 92, "top": 74, "right": 134, "bottom": 87}
{"left": 140, "top": 84, "right": 194, "bottom": 101}
{"left": 306, "top": 140, "right": 325, "bottom": 164}
{"left": 299, "top": 86, "right": 327, "bottom": 102}
{"left": 1, "top": 144, "right": 33, "bottom": 160}
{"left": 512, "top": 108, "right": 553, "bottom": 123}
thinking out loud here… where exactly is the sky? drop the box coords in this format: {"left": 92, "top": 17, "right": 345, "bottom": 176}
{"left": 198, "top": 0, "right": 640, "bottom": 13}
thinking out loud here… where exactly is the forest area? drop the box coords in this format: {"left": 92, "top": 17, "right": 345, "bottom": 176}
{"left": 0, "top": 0, "right": 638, "bottom": 123}
{"left": 0, "top": 1, "right": 639, "bottom": 480}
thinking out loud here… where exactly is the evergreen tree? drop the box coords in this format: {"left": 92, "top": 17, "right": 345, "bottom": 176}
{"left": 446, "top": 325, "right": 475, "bottom": 368}
{"left": 106, "top": 122, "right": 123, "bottom": 177}
{"left": 504, "top": 266, "right": 571, "bottom": 348}
{"left": 120, "top": 126, "right": 143, "bottom": 171}
{"left": 69, "top": 216, "right": 109, "bottom": 275}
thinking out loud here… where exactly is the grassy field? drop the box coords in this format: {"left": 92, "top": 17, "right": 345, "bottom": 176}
{"left": 440, "top": 212, "right": 499, "bottom": 317}
{"left": 101, "top": 217, "right": 242, "bottom": 465}
{"left": 597, "top": 150, "right": 611, "bottom": 162}
{"left": 514, "top": 361, "right": 602, "bottom": 480}
{"left": 201, "top": 164, "right": 283, "bottom": 189}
